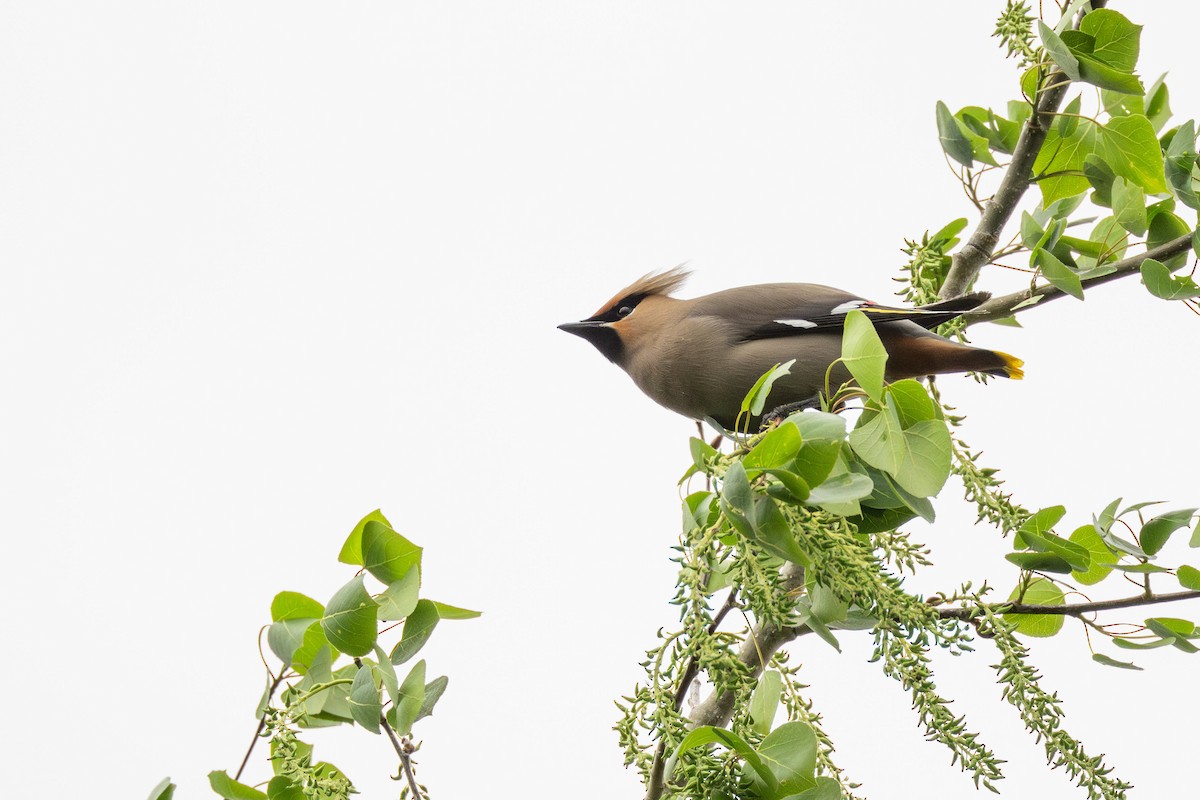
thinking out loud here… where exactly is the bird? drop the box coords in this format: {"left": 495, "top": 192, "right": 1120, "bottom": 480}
{"left": 558, "top": 266, "right": 1023, "bottom": 430}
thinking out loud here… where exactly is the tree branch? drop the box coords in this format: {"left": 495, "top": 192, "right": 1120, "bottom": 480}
{"left": 939, "top": 71, "right": 1072, "bottom": 299}
{"left": 645, "top": 567, "right": 804, "bottom": 800}
{"left": 685, "top": 565, "right": 806, "bottom": 729}
{"left": 965, "top": 231, "right": 1197, "bottom": 325}
{"left": 937, "top": 589, "right": 1200, "bottom": 620}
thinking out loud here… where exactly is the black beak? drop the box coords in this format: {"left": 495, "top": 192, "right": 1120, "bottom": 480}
{"left": 557, "top": 320, "right": 605, "bottom": 338}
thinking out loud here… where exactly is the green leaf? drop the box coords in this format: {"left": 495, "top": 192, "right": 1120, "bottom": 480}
{"left": 1141, "top": 509, "right": 1197, "bottom": 555}
{"left": 758, "top": 722, "right": 818, "bottom": 794}
{"left": 1141, "top": 258, "right": 1200, "bottom": 300}
{"left": 1147, "top": 210, "right": 1193, "bottom": 270}
{"left": 1145, "top": 617, "right": 1196, "bottom": 638}
{"left": 362, "top": 520, "right": 423, "bottom": 585}
{"left": 1092, "top": 653, "right": 1143, "bottom": 671}
{"left": 789, "top": 413, "right": 846, "bottom": 488}
{"left": 1145, "top": 618, "right": 1199, "bottom": 653}
{"left": 1005, "top": 578, "right": 1066, "bottom": 637}
{"left": 1020, "top": 529, "right": 1092, "bottom": 571}
{"left": 390, "top": 599, "right": 440, "bottom": 664}
{"left": 391, "top": 659, "right": 427, "bottom": 735}
{"left": 268, "top": 619, "right": 320, "bottom": 669}
{"left": 689, "top": 436, "right": 719, "bottom": 474}
{"left": 1111, "top": 177, "right": 1148, "bottom": 235}
{"left": 1005, "top": 551, "right": 1074, "bottom": 574}
{"left": 841, "top": 311, "right": 887, "bottom": 402}
{"left": 1083, "top": 154, "right": 1116, "bottom": 206}
{"left": 750, "top": 495, "right": 811, "bottom": 565}
{"left": 1099, "top": 115, "right": 1167, "bottom": 194}
{"left": 338, "top": 509, "right": 391, "bottom": 566}
{"left": 430, "top": 600, "right": 482, "bottom": 620}
{"left": 952, "top": 107, "right": 1001, "bottom": 167}
{"left": 744, "top": 422, "right": 803, "bottom": 474}
{"left": 348, "top": 664, "right": 382, "bottom": 734}
{"left": 271, "top": 591, "right": 324, "bottom": 622}
{"left": 1113, "top": 636, "right": 1177, "bottom": 650}
{"left": 741, "top": 360, "right": 797, "bottom": 419}
{"left": 376, "top": 566, "right": 421, "bottom": 621}
{"left": 373, "top": 644, "right": 399, "bottom": 706}
{"left": 849, "top": 403, "right": 905, "bottom": 476}
{"left": 721, "top": 461, "right": 754, "bottom": 518}
{"left": 1144, "top": 75, "right": 1171, "bottom": 131}
{"left": 763, "top": 469, "right": 811, "bottom": 504}
{"left": 208, "top": 771, "right": 268, "bottom": 800}
{"left": 1080, "top": 8, "right": 1142, "bottom": 73}
{"left": 1069, "top": 525, "right": 1118, "bottom": 586}
{"left": 1016, "top": 505, "right": 1067, "bottom": 547}
{"left": 1038, "top": 21, "right": 1080, "bottom": 80}
{"left": 676, "top": 727, "right": 777, "bottom": 791}
{"left": 1164, "top": 120, "right": 1199, "bottom": 209}
{"left": 1101, "top": 87, "right": 1143, "bottom": 118}
{"left": 884, "top": 379, "right": 940, "bottom": 425}
{"left": 791, "top": 777, "right": 845, "bottom": 800}
{"left": 806, "top": 472, "right": 874, "bottom": 510}
{"left": 320, "top": 576, "right": 380, "bottom": 658}
{"left": 892, "top": 419, "right": 952, "bottom": 498}
{"left": 849, "top": 505, "right": 918, "bottom": 534}
{"left": 1033, "top": 124, "right": 1095, "bottom": 204}
{"left": 1177, "top": 565, "right": 1200, "bottom": 590}
{"left": 936, "top": 101, "right": 975, "bottom": 167}
{"left": 416, "top": 675, "right": 450, "bottom": 723}
{"left": 266, "top": 777, "right": 305, "bottom": 800}
{"left": 1034, "top": 247, "right": 1084, "bottom": 299}
{"left": 147, "top": 778, "right": 176, "bottom": 800}
{"left": 1076, "top": 53, "right": 1144, "bottom": 95}
{"left": 750, "top": 670, "right": 784, "bottom": 736}
{"left": 1105, "top": 563, "right": 1170, "bottom": 574}
{"left": 1056, "top": 95, "right": 1082, "bottom": 137}
{"left": 290, "top": 624, "right": 337, "bottom": 675}
{"left": 1090, "top": 217, "right": 1129, "bottom": 265}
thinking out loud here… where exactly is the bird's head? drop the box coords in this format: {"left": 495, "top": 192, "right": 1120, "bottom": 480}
{"left": 558, "top": 265, "right": 691, "bottom": 364}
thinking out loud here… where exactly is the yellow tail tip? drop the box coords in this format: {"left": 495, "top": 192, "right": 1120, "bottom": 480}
{"left": 995, "top": 350, "right": 1024, "bottom": 380}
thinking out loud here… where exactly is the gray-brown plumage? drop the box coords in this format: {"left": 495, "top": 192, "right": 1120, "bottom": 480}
{"left": 559, "top": 267, "right": 1023, "bottom": 429}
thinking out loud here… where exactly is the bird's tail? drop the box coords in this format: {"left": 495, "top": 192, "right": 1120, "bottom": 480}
{"left": 985, "top": 349, "right": 1025, "bottom": 380}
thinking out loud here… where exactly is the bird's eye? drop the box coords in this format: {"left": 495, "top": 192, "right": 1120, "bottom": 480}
{"left": 618, "top": 306, "right": 634, "bottom": 317}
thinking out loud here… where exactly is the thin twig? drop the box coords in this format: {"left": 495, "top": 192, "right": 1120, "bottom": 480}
{"left": 382, "top": 716, "right": 424, "bottom": 800}
{"left": 937, "top": 589, "right": 1200, "bottom": 620}
{"left": 235, "top": 674, "right": 286, "bottom": 781}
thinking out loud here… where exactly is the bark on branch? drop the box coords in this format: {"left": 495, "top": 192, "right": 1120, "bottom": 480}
{"left": 938, "top": 73, "right": 1072, "bottom": 299}
{"left": 964, "top": 231, "right": 1197, "bottom": 325}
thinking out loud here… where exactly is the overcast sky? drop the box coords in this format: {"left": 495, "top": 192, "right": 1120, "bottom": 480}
{"left": 2, "top": 2, "right": 1198, "bottom": 799}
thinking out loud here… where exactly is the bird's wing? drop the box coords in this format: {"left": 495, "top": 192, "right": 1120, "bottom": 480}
{"left": 700, "top": 286, "right": 990, "bottom": 342}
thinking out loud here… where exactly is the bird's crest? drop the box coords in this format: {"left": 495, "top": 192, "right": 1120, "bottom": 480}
{"left": 590, "top": 264, "right": 692, "bottom": 318}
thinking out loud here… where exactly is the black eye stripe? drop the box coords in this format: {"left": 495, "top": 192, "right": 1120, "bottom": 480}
{"left": 587, "top": 292, "right": 649, "bottom": 323}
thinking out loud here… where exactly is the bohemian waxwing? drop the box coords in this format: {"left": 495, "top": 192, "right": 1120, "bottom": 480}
{"left": 559, "top": 266, "right": 1022, "bottom": 429}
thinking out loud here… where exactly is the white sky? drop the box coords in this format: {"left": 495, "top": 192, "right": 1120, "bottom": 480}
{"left": 2, "top": 2, "right": 1198, "bottom": 798}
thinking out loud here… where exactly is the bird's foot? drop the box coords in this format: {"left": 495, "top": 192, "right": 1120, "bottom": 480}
{"left": 761, "top": 396, "right": 822, "bottom": 429}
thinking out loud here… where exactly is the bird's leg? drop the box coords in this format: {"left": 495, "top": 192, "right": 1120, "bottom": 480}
{"left": 761, "top": 395, "right": 822, "bottom": 428}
